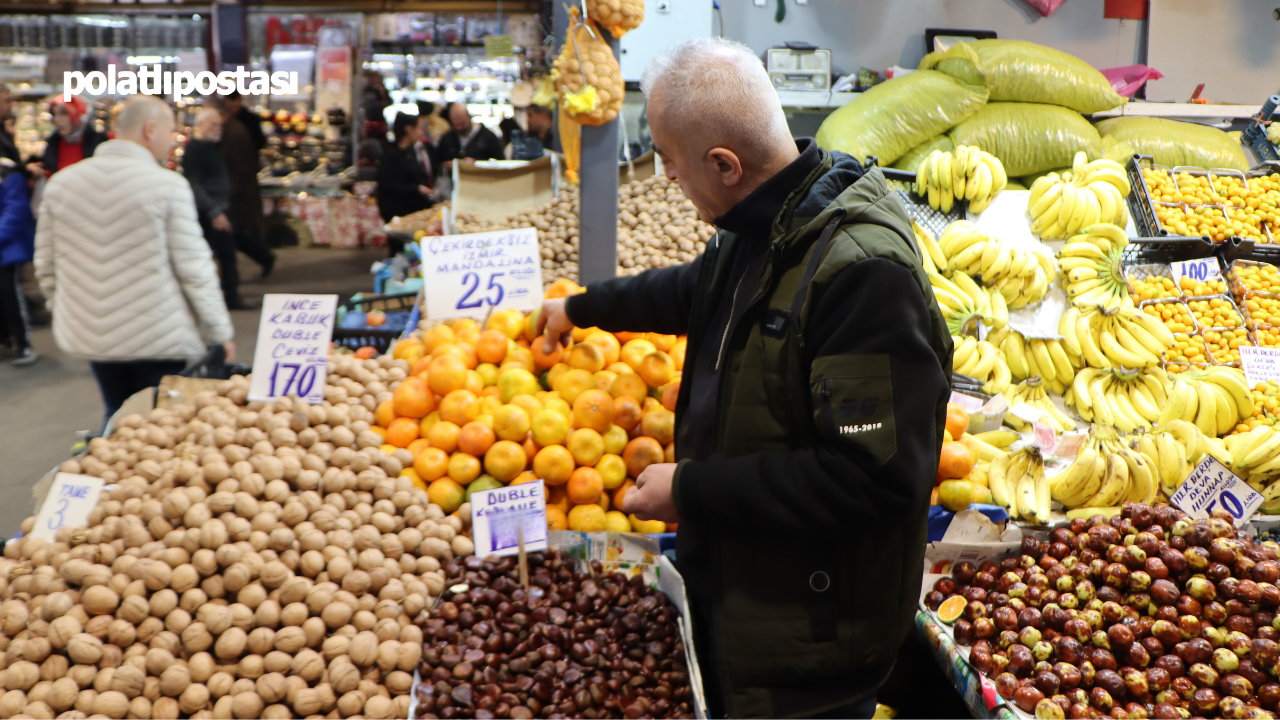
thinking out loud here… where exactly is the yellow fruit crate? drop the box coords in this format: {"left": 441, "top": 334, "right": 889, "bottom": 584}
{"left": 1228, "top": 259, "right": 1280, "bottom": 297}
{"left": 1200, "top": 326, "right": 1254, "bottom": 366}
{"left": 1141, "top": 298, "right": 1202, "bottom": 335}
{"left": 1162, "top": 331, "right": 1211, "bottom": 368}
{"left": 1125, "top": 263, "right": 1180, "bottom": 302}
{"left": 1187, "top": 295, "right": 1245, "bottom": 329}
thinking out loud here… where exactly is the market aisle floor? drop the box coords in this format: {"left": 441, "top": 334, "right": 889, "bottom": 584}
{"left": 0, "top": 246, "right": 384, "bottom": 538}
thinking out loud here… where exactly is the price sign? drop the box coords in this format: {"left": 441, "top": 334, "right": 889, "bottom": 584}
{"left": 1010, "top": 403, "right": 1045, "bottom": 424}
{"left": 248, "top": 294, "right": 338, "bottom": 404}
{"left": 1170, "top": 258, "right": 1222, "bottom": 287}
{"left": 1170, "top": 456, "right": 1263, "bottom": 526}
{"left": 469, "top": 481, "right": 548, "bottom": 557}
{"left": 1240, "top": 346, "right": 1280, "bottom": 389}
{"left": 421, "top": 228, "right": 543, "bottom": 320}
{"left": 1031, "top": 420, "right": 1057, "bottom": 451}
{"left": 31, "top": 474, "right": 105, "bottom": 541}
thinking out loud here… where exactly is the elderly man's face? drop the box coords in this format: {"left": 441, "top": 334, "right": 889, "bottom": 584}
{"left": 449, "top": 105, "right": 472, "bottom": 134}
{"left": 196, "top": 113, "right": 223, "bottom": 142}
{"left": 647, "top": 89, "right": 724, "bottom": 224}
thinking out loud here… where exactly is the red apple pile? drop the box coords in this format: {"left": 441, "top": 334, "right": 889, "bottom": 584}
{"left": 925, "top": 503, "right": 1280, "bottom": 719}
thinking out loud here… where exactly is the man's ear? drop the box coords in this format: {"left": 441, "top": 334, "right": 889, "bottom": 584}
{"left": 707, "top": 147, "right": 743, "bottom": 188}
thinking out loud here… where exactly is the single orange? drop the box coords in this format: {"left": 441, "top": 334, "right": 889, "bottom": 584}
{"left": 661, "top": 381, "right": 680, "bottom": 412}
{"left": 555, "top": 368, "right": 594, "bottom": 404}
{"left": 394, "top": 376, "right": 435, "bottom": 419}
{"left": 938, "top": 442, "right": 976, "bottom": 481}
{"left": 392, "top": 337, "right": 424, "bottom": 360}
{"left": 353, "top": 346, "right": 377, "bottom": 360}
{"left": 487, "top": 308, "right": 527, "bottom": 340}
{"left": 614, "top": 331, "right": 643, "bottom": 343}
{"left": 613, "top": 479, "right": 636, "bottom": 511}
{"left": 566, "top": 428, "right": 605, "bottom": 467}
{"left": 531, "top": 335, "right": 563, "bottom": 368}
{"left": 462, "top": 369, "right": 484, "bottom": 395}
{"left": 623, "top": 436, "right": 664, "bottom": 478}
{"left": 438, "top": 389, "right": 480, "bottom": 426}
{"left": 602, "top": 424, "right": 628, "bottom": 455}
{"left": 572, "top": 389, "right": 615, "bottom": 433}
{"left": 484, "top": 440, "right": 528, "bottom": 482}
{"left": 414, "top": 447, "right": 450, "bottom": 482}
{"left": 592, "top": 370, "right": 618, "bottom": 393}
{"left": 421, "top": 324, "right": 456, "bottom": 353}
{"left": 646, "top": 333, "right": 677, "bottom": 352}
{"left": 544, "top": 278, "right": 582, "bottom": 299}
{"left": 522, "top": 435, "right": 539, "bottom": 462}
{"left": 533, "top": 445, "right": 575, "bottom": 486}
{"left": 510, "top": 394, "right": 543, "bottom": 417}
{"left": 606, "top": 362, "right": 634, "bottom": 375}
{"left": 410, "top": 356, "right": 432, "bottom": 376}
{"left": 531, "top": 408, "right": 571, "bottom": 447}
{"left": 572, "top": 326, "right": 596, "bottom": 342}
{"left": 428, "top": 354, "right": 468, "bottom": 396}
{"left": 638, "top": 351, "right": 675, "bottom": 388}
{"left": 456, "top": 325, "right": 480, "bottom": 346}
{"left": 619, "top": 339, "right": 658, "bottom": 371}
{"left": 427, "top": 477, "right": 465, "bottom": 513}
{"left": 596, "top": 453, "right": 627, "bottom": 489}
{"left": 547, "top": 484, "right": 570, "bottom": 513}
{"left": 640, "top": 407, "right": 675, "bottom": 446}
{"left": 407, "top": 438, "right": 431, "bottom": 456}
{"left": 566, "top": 343, "right": 606, "bottom": 373}
{"left": 426, "top": 421, "right": 461, "bottom": 453}
{"left": 669, "top": 338, "right": 687, "bottom": 371}
{"left": 367, "top": 310, "right": 387, "bottom": 327}
{"left": 504, "top": 345, "right": 536, "bottom": 373}
{"left": 374, "top": 400, "right": 396, "bottom": 428}
{"left": 583, "top": 330, "right": 621, "bottom": 365}
{"left": 946, "top": 403, "right": 970, "bottom": 439}
{"left": 511, "top": 470, "right": 539, "bottom": 486}
{"left": 546, "top": 363, "right": 571, "bottom": 391}
{"left": 419, "top": 411, "right": 441, "bottom": 438}
{"left": 476, "top": 362, "right": 500, "bottom": 387}
{"left": 642, "top": 397, "right": 662, "bottom": 414}
{"left": 612, "top": 394, "right": 643, "bottom": 431}
{"left": 545, "top": 505, "right": 569, "bottom": 530}
{"left": 493, "top": 404, "right": 531, "bottom": 442}
{"left": 498, "top": 367, "right": 541, "bottom": 403}
{"left": 385, "top": 417, "right": 420, "bottom": 448}
{"left": 458, "top": 421, "right": 496, "bottom": 456}
{"left": 476, "top": 329, "right": 510, "bottom": 364}
{"left": 480, "top": 385, "right": 502, "bottom": 398}
{"left": 567, "top": 503, "right": 607, "bottom": 532}
{"left": 447, "top": 452, "right": 482, "bottom": 484}
{"left": 567, "top": 466, "right": 604, "bottom": 505}
{"left": 610, "top": 373, "right": 648, "bottom": 403}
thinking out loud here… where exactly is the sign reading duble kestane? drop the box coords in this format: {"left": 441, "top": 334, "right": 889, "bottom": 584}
{"left": 421, "top": 228, "right": 543, "bottom": 321}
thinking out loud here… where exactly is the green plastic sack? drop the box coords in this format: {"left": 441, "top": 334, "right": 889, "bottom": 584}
{"left": 1004, "top": 180, "right": 1028, "bottom": 192}
{"left": 1095, "top": 117, "right": 1248, "bottom": 172}
{"left": 890, "top": 135, "right": 954, "bottom": 172}
{"left": 1101, "top": 135, "right": 1137, "bottom": 165}
{"left": 815, "top": 70, "right": 987, "bottom": 166}
{"left": 948, "top": 102, "right": 1102, "bottom": 177}
{"left": 920, "top": 39, "right": 1125, "bottom": 114}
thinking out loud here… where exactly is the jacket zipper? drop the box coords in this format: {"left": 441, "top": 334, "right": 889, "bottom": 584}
{"left": 821, "top": 379, "right": 834, "bottom": 429}
{"left": 714, "top": 271, "right": 748, "bottom": 373}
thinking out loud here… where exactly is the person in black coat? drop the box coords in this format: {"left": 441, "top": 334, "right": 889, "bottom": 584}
{"left": 437, "top": 103, "right": 504, "bottom": 171}
{"left": 376, "top": 113, "right": 434, "bottom": 224}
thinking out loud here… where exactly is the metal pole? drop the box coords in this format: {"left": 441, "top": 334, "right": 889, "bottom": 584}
{"left": 577, "top": 35, "right": 619, "bottom": 285}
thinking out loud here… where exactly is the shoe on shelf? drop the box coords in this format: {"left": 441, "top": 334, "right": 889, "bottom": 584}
{"left": 12, "top": 347, "right": 37, "bottom": 366}
{"left": 261, "top": 255, "right": 275, "bottom": 279}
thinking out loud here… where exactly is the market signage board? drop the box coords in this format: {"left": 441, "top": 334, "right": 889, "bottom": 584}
{"left": 1170, "top": 456, "right": 1263, "bottom": 526}
{"left": 421, "top": 228, "right": 543, "bottom": 320}
{"left": 1169, "top": 258, "right": 1221, "bottom": 286}
{"left": 248, "top": 294, "right": 338, "bottom": 405}
{"left": 31, "top": 473, "right": 105, "bottom": 541}
{"left": 469, "top": 481, "right": 548, "bottom": 558}
{"left": 1240, "top": 345, "right": 1280, "bottom": 389}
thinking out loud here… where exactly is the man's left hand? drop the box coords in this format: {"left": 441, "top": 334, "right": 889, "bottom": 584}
{"left": 622, "top": 463, "right": 681, "bottom": 523}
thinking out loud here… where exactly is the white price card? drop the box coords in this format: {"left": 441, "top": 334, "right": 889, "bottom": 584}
{"left": 421, "top": 228, "right": 543, "bottom": 320}
{"left": 1170, "top": 456, "right": 1263, "bottom": 526}
{"left": 248, "top": 294, "right": 338, "bottom": 404}
{"left": 1170, "top": 258, "right": 1222, "bottom": 286}
{"left": 1240, "top": 346, "right": 1280, "bottom": 389}
{"left": 1010, "top": 403, "right": 1045, "bottom": 424}
{"left": 469, "top": 481, "right": 548, "bottom": 557}
{"left": 31, "top": 474, "right": 105, "bottom": 541}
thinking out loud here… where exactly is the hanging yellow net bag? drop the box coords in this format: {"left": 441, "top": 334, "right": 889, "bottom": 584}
{"left": 554, "top": 8, "right": 622, "bottom": 127}
{"left": 586, "top": 0, "right": 643, "bottom": 39}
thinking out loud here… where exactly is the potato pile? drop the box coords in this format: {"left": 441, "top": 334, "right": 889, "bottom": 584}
{"left": 453, "top": 175, "right": 713, "bottom": 285}
{"left": 0, "top": 354, "right": 476, "bottom": 720}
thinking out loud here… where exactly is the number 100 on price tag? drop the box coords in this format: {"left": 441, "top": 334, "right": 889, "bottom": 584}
{"left": 248, "top": 294, "right": 338, "bottom": 404}
{"left": 422, "top": 228, "right": 544, "bottom": 320}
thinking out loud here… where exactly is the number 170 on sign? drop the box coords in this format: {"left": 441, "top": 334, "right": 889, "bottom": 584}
{"left": 267, "top": 360, "right": 324, "bottom": 402}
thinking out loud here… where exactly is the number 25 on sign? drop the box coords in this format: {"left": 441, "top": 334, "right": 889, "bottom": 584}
{"left": 422, "top": 228, "right": 544, "bottom": 320}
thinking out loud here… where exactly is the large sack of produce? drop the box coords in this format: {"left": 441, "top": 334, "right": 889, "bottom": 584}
{"left": 1101, "top": 135, "right": 1137, "bottom": 165}
{"left": 948, "top": 102, "right": 1102, "bottom": 177}
{"left": 1095, "top": 116, "right": 1248, "bottom": 172}
{"left": 920, "top": 39, "right": 1125, "bottom": 114}
{"left": 815, "top": 70, "right": 987, "bottom": 166}
{"left": 890, "top": 135, "right": 954, "bottom": 171}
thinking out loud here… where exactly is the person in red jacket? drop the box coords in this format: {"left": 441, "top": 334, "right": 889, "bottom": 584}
{"left": 33, "top": 96, "right": 106, "bottom": 177}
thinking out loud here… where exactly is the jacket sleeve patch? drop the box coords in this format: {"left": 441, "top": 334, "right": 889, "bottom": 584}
{"left": 811, "top": 353, "right": 896, "bottom": 465}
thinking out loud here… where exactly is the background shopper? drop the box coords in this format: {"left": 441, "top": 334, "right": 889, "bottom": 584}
{"left": 36, "top": 96, "right": 106, "bottom": 177}
{"left": 0, "top": 155, "right": 35, "bottom": 366}
{"left": 376, "top": 112, "right": 434, "bottom": 223}
{"left": 34, "top": 95, "right": 235, "bottom": 430}
{"left": 217, "top": 95, "right": 275, "bottom": 280}
{"left": 184, "top": 108, "right": 252, "bottom": 310}
{"left": 437, "top": 103, "right": 503, "bottom": 171}
{"left": 538, "top": 38, "right": 951, "bottom": 719}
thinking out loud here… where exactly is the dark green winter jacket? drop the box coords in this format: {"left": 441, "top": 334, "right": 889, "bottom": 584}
{"left": 567, "top": 142, "right": 952, "bottom": 718}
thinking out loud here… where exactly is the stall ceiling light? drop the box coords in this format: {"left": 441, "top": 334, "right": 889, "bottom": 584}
{"left": 126, "top": 55, "right": 181, "bottom": 64}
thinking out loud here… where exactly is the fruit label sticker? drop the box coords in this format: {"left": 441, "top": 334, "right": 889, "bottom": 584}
{"left": 1031, "top": 420, "right": 1056, "bottom": 451}
{"left": 1170, "top": 456, "right": 1263, "bottom": 526}
{"left": 469, "top": 480, "right": 549, "bottom": 557}
{"left": 31, "top": 473, "right": 105, "bottom": 541}
{"left": 1239, "top": 346, "right": 1280, "bottom": 389}
{"left": 1170, "top": 258, "right": 1222, "bottom": 287}
{"left": 248, "top": 294, "right": 338, "bottom": 405}
{"left": 421, "top": 228, "right": 543, "bottom": 320}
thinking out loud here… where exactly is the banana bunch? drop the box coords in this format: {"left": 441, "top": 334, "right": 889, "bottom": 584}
{"left": 915, "top": 145, "right": 1009, "bottom": 214}
{"left": 938, "top": 221, "right": 1054, "bottom": 309}
{"left": 1003, "top": 376, "right": 1078, "bottom": 433}
{"left": 1132, "top": 424, "right": 1200, "bottom": 499}
{"left": 1225, "top": 426, "right": 1280, "bottom": 499}
{"left": 1027, "top": 152, "right": 1132, "bottom": 240}
{"left": 1066, "top": 366, "right": 1169, "bottom": 432}
{"left": 987, "top": 326, "right": 1079, "bottom": 391}
{"left": 1058, "top": 223, "right": 1133, "bottom": 311}
{"left": 952, "top": 335, "right": 1012, "bottom": 394}
{"left": 1050, "top": 426, "right": 1157, "bottom": 509}
{"left": 1060, "top": 304, "right": 1175, "bottom": 370}
{"left": 1155, "top": 367, "right": 1253, "bottom": 438}
{"left": 989, "top": 446, "right": 1050, "bottom": 525}
{"left": 929, "top": 269, "right": 995, "bottom": 336}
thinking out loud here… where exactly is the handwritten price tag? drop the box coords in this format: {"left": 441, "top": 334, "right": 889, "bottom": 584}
{"left": 248, "top": 294, "right": 337, "bottom": 404}
{"left": 31, "top": 474, "right": 105, "bottom": 541}
{"left": 1170, "top": 456, "right": 1263, "bottom": 526}
{"left": 1031, "top": 420, "right": 1057, "bottom": 451}
{"left": 469, "top": 481, "right": 548, "bottom": 557}
{"left": 421, "top": 228, "right": 543, "bottom": 320}
{"left": 1240, "top": 346, "right": 1280, "bottom": 389}
{"left": 1170, "top": 258, "right": 1222, "bottom": 287}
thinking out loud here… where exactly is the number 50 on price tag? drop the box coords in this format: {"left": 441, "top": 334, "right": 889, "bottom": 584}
{"left": 422, "top": 228, "right": 544, "bottom": 320}
{"left": 1170, "top": 456, "right": 1264, "bottom": 526}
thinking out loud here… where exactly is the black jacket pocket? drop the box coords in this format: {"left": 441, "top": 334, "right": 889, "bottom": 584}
{"left": 810, "top": 354, "right": 896, "bottom": 465}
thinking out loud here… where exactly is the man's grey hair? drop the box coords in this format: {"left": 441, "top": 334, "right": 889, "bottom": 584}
{"left": 640, "top": 37, "right": 791, "bottom": 160}
{"left": 194, "top": 108, "right": 221, "bottom": 126}
{"left": 115, "top": 94, "right": 173, "bottom": 135}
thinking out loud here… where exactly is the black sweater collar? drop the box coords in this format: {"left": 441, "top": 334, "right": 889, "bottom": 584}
{"left": 714, "top": 138, "right": 821, "bottom": 237}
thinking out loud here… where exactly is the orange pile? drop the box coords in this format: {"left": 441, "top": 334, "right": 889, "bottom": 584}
{"left": 372, "top": 279, "right": 689, "bottom": 535}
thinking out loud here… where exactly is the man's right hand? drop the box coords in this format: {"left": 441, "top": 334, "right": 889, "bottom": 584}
{"left": 223, "top": 341, "right": 237, "bottom": 363}
{"left": 418, "top": 185, "right": 432, "bottom": 197}
{"left": 535, "top": 298, "right": 574, "bottom": 355}
{"left": 212, "top": 213, "right": 231, "bottom": 232}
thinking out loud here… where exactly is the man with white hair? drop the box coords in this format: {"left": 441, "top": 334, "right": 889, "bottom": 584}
{"left": 35, "top": 94, "right": 235, "bottom": 431}
{"left": 539, "top": 39, "right": 951, "bottom": 718}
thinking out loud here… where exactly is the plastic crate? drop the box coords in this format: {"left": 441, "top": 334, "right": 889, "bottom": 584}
{"left": 180, "top": 344, "right": 251, "bottom": 380}
{"left": 871, "top": 160, "right": 967, "bottom": 240}
{"left": 332, "top": 290, "right": 420, "bottom": 354}
{"left": 1122, "top": 155, "right": 1221, "bottom": 264}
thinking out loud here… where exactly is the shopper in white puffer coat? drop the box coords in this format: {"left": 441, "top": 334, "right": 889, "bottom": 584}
{"left": 34, "top": 95, "right": 235, "bottom": 430}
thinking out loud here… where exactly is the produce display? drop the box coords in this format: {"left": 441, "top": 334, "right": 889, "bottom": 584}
{"left": 914, "top": 144, "right": 1009, "bottom": 214}
{"left": 947, "top": 102, "right": 1103, "bottom": 179}
{"left": 1140, "top": 167, "right": 1280, "bottom": 244}
{"left": 1029, "top": 156, "right": 1132, "bottom": 242}
{"left": 987, "top": 327, "right": 1077, "bottom": 389}
{"left": 0, "top": 358, "right": 477, "bottom": 720}
{"left": 938, "top": 220, "right": 1051, "bottom": 309}
{"left": 387, "top": 208, "right": 447, "bottom": 237}
{"left": 414, "top": 551, "right": 698, "bottom": 719}
{"left": 1058, "top": 224, "right": 1134, "bottom": 310}
{"left": 376, "top": 281, "right": 684, "bottom": 535}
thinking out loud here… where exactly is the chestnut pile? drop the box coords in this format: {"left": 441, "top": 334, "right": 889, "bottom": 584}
{"left": 926, "top": 503, "right": 1280, "bottom": 719}
{"left": 415, "top": 551, "right": 696, "bottom": 719}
